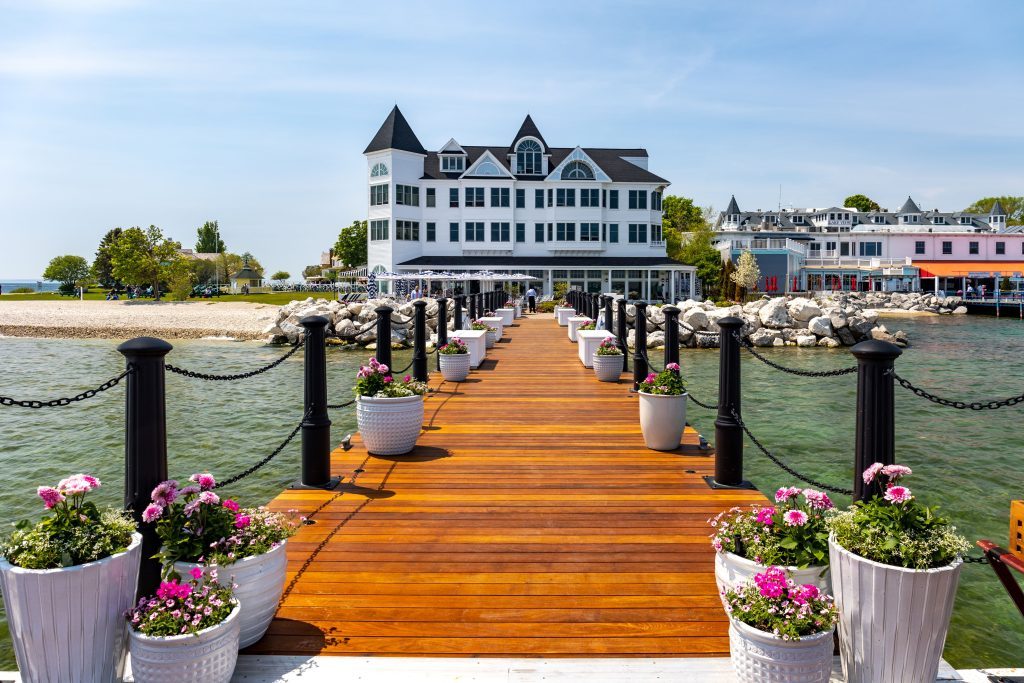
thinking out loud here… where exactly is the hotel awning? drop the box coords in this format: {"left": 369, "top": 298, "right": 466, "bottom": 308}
{"left": 915, "top": 262, "right": 1024, "bottom": 278}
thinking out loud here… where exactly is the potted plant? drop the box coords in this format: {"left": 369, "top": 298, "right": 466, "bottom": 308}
{"left": 146, "top": 473, "right": 300, "bottom": 648}
{"left": 355, "top": 356, "right": 430, "bottom": 455}
{"left": 127, "top": 568, "right": 240, "bottom": 683}
{"left": 828, "top": 463, "right": 970, "bottom": 683}
{"left": 592, "top": 337, "right": 624, "bottom": 382}
{"left": 724, "top": 566, "right": 838, "bottom": 683}
{"left": 579, "top": 320, "right": 596, "bottom": 331}
{"left": 472, "top": 319, "right": 498, "bottom": 348}
{"left": 710, "top": 487, "right": 834, "bottom": 599}
{"left": 0, "top": 474, "right": 141, "bottom": 683}
{"left": 438, "top": 337, "right": 471, "bottom": 382}
{"left": 637, "top": 363, "right": 688, "bottom": 450}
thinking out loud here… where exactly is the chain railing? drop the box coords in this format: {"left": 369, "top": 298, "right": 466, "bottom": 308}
{"left": 736, "top": 332, "right": 858, "bottom": 378}
{"left": 730, "top": 408, "right": 853, "bottom": 495}
{"left": 685, "top": 387, "right": 719, "bottom": 411}
{"left": 0, "top": 368, "right": 132, "bottom": 408}
{"left": 166, "top": 340, "right": 305, "bottom": 381}
{"left": 213, "top": 409, "right": 310, "bottom": 489}
{"left": 889, "top": 371, "right": 1024, "bottom": 410}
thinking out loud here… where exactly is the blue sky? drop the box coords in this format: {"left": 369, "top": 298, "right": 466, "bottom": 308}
{"left": 1, "top": 0, "right": 1022, "bottom": 279}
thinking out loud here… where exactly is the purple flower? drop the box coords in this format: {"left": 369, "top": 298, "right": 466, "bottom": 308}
{"left": 151, "top": 480, "right": 178, "bottom": 505}
{"left": 378, "top": 364, "right": 389, "bottom": 374}
{"left": 142, "top": 503, "right": 164, "bottom": 523}
{"left": 190, "top": 473, "right": 216, "bottom": 491}
{"left": 197, "top": 491, "right": 220, "bottom": 506}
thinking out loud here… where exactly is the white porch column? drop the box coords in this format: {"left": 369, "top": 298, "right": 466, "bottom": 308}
{"left": 546, "top": 269, "right": 553, "bottom": 298}
{"left": 670, "top": 270, "right": 676, "bottom": 302}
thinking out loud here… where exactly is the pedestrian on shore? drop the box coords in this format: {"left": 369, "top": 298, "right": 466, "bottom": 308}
{"left": 526, "top": 286, "right": 537, "bottom": 313}
{"left": 411, "top": 286, "right": 421, "bottom": 300}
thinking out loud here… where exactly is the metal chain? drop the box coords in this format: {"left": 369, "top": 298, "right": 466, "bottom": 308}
{"left": 166, "top": 339, "right": 304, "bottom": 381}
{"left": 639, "top": 350, "right": 664, "bottom": 373}
{"left": 962, "top": 555, "right": 990, "bottom": 564}
{"left": 890, "top": 371, "right": 1024, "bottom": 410}
{"left": 0, "top": 368, "right": 132, "bottom": 408}
{"left": 326, "top": 399, "right": 356, "bottom": 410}
{"left": 731, "top": 408, "right": 854, "bottom": 495}
{"left": 685, "top": 389, "right": 719, "bottom": 411}
{"left": 213, "top": 409, "right": 309, "bottom": 488}
{"left": 736, "top": 332, "right": 857, "bottom": 378}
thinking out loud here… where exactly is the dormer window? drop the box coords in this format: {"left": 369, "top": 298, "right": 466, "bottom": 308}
{"left": 441, "top": 155, "right": 465, "bottom": 172}
{"left": 873, "top": 216, "right": 885, "bottom": 224}
{"left": 516, "top": 139, "right": 542, "bottom": 174}
{"left": 933, "top": 217, "right": 945, "bottom": 225}
{"left": 370, "top": 162, "right": 388, "bottom": 177}
{"left": 561, "top": 160, "right": 595, "bottom": 180}
{"left": 959, "top": 216, "right": 972, "bottom": 225}
{"left": 792, "top": 215, "right": 804, "bottom": 224}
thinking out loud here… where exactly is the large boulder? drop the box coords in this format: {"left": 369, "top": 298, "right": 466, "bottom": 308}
{"left": 795, "top": 334, "right": 817, "bottom": 348}
{"left": 646, "top": 331, "right": 665, "bottom": 348}
{"left": 807, "top": 315, "right": 832, "bottom": 337}
{"left": 759, "top": 298, "right": 794, "bottom": 328}
{"left": 743, "top": 297, "right": 771, "bottom": 314}
{"left": 952, "top": 306, "right": 968, "bottom": 315}
{"left": 861, "top": 309, "right": 880, "bottom": 324}
{"left": 335, "top": 319, "right": 357, "bottom": 338}
{"left": 788, "top": 297, "right": 822, "bottom": 322}
{"left": 647, "top": 306, "right": 666, "bottom": 326}
{"left": 828, "top": 309, "right": 848, "bottom": 329}
{"left": 681, "top": 308, "right": 709, "bottom": 330}
{"left": 749, "top": 328, "right": 782, "bottom": 347}
{"left": 817, "top": 336, "right": 841, "bottom": 348}
{"left": 836, "top": 327, "right": 857, "bottom": 346}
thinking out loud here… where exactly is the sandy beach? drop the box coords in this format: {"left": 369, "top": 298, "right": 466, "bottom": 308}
{"left": 0, "top": 300, "right": 280, "bottom": 340}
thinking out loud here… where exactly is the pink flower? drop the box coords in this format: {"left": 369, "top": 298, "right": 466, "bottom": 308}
{"left": 37, "top": 486, "right": 64, "bottom": 509}
{"left": 142, "top": 503, "right": 164, "bottom": 523}
{"left": 645, "top": 373, "right": 657, "bottom": 383}
{"left": 234, "top": 514, "right": 251, "bottom": 529}
{"left": 177, "top": 484, "right": 200, "bottom": 497}
{"left": 753, "top": 566, "right": 788, "bottom": 599}
{"left": 883, "top": 485, "right": 913, "bottom": 504}
{"left": 223, "top": 499, "right": 239, "bottom": 512}
{"left": 57, "top": 475, "right": 92, "bottom": 496}
{"left": 189, "top": 566, "right": 204, "bottom": 580}
{"left": 803, "top": 489, "right": 834, "bottom": 510}
{"left": 774, "top": 486, "right": 802, "bottom": 503}
{"left": 190, "top": 473, "right": 216, "bottom": 491}
{"left": 383, "top": 376, "right": 393, "bottom": 383}
{"left": 666, "top": 362, "right": 680, "bottom": 372}
{"left": 788, "top": 584, "right": 820, "bottom": 605}
{"left": 711, "top": 538, "right": 723, "bottom": 552}
{"left": 404, "top": 375, "right": 411, "bottom": 383}
{"left": 783, "top": 510, "right": 809, "bottom": 526}
{"left": 378, "top": 364, "right": 389, "bottom": 374}
{"left": 151, "top": 480, "right": 178, "bottom": 505}
{"left": 881, "top": 464, "right": 912, "bottom": 480}
{"left": 198, "top": 491, "right": 220, "bottom": 506}
{"left": 183, "top": 499, "right": 202, "bottom": 517}
{"left": 81, "top": 475, "right": 101, "bottom": 489}
{"left": 755, "top": 507, "right": 776, "bottom": 525}
{"left": 862, "top": 462, "right": 884, "bottom": 485}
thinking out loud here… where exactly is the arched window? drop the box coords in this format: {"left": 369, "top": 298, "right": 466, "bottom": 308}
{"left": 516, "top": 139, "right": 542, "bottom": 175}
{"left": 371, "top": 162, "right": 388, "bottom": 177}
{"left": 472, "top": 160, "right": 502, "bottom": 176}
{"left": 561, "top": 160, "right": 594, "bottom": 180}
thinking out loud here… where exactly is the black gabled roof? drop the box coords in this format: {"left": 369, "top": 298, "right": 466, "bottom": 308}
{"left": 990, "top": 199, "right": 1006, "bottom": 216}
{"left": 420, "top": 146, "right": 666, "bottom": 184}
{"left": 364, "top": 106, "right": 426, "bottom": 155}
{"left": 724, "top": 195, "right": 741, "bottom": 214}
{"left": 898, "top": 196, "right": 921, "bottom": 214}
{"left": 509, "top": 115, "right": 548, "bottom": 152}
{"left": 398, "top": 256, "right": 684, "bottom": 268}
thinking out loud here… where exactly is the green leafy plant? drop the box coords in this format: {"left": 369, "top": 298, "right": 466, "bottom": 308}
{"left": 578, "top": 319, "right": 596, "bottom": 331}
{"left": 354, "top": 357, "right": 429, "bottom": 398}
{"left": 828, "top": 463, "right": 969, "bottom": 569}
{"left": 438, "top": 338, "right": 468, "bottom": 355}
{"left": 536, "top": 301, "right": 556, "bottom": 313}
{"left": 596, "top": 337, "right": 622, "bottom": 355}
{"left": 710, "top": 487, "right": 835, "bottom": 568}
{"left": 9, "top": 287, "right": 35, "bottom": 294}
{"left": 0, "top": 474, "right": 135, "bottom": 569}
{"left": 724, "top": 566, "right": 838, "bottom": 641}
{"left": 637, "top": 364, "right": 685, "bottom": 395}
{"left": 470, "top": 320, "right": 495, "bottom": 332}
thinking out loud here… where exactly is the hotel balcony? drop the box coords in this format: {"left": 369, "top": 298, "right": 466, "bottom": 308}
{"left": 717, "top": 237, "right": 808, "bottom": 260}
{"left": 545, "top": 241, "right": 605, "bottom": 253}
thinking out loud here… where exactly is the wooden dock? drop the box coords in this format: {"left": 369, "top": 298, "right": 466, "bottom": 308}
{"left": 252, "top": 313, "right": 765, "bottom": 658}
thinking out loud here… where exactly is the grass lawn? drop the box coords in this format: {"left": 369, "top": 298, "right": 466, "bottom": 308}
{"left": 0, "top": 291, "right": 323, "bottom": 305}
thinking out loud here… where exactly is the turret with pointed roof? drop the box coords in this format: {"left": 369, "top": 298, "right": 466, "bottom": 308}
{"left": 898, "top": 196, "right": 921, "bottom": 214}
{"left": 724, "top": 195, "right": 741, "bottom": 215}
{"left": 509, "top": 115, "right": 548, "bottom": 152}
{"left": 989, "top": 198, "right": 1006, "bottom": 216}
{"left": 364, "top": 105, "right": 426, "bottom": 155}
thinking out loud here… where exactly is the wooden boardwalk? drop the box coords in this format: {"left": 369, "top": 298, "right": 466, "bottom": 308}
{"left": 252, "top": 313, "right": 765, "bottom": 658}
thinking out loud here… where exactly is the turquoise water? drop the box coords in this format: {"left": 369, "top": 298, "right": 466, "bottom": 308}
{"left": 0, "top": 317, "right": 1022, "bottom": 668}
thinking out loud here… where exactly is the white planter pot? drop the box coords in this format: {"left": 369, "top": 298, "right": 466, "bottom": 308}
{"left": 438, "top": 352, "right": 470, "bottom": 382}
{"left": 357, "top": 394, "right": 424, "bottom": 455}
{"left": 485, "top": 330, "right": 497, "bottom": 348}
{"left": 714, "top": 551, "right": 830, "bottom": 604}
{"left": 592, "top": 354, "right": 624, "bottom": 381}
{"left": 128, "top": 601, "right": 241, "bottom": 683}
{"left": 173, "top": 540, "right": 288, "bottom": 649}
{"left": 0, "top": 532, "right": 142, "bottom": 683}
{"left": 729, "top": 618, "right": 834, "bottom": 683}
{"left": 638, "top": 391, "right": 687, "bottom": 450}
{"left": 829, "top": 538, "right": 962, "bottom": 683}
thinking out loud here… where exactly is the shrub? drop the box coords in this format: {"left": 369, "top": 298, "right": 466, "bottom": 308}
{"left": 438, "top": 337, "right": 468, "bottom": 354}
{"left": 637, "top": 364, "right": 685, "bottom": 395}
{"left": 596, "top": 337, "right": 622, "bottom": 355}
{"left": 167, "top": 273, "right": 194, "bottom": 301}
{"left": 579, "top": 319, "right": 596, "bottom": 331}
{"left": 9, "top": 287, "right": 35, "bottom": 294}
{"left": 537, "top": 301, "right": 556, "bottom": 313}
{"left": 354, "top": 357, "right": 429, "bottom": 398}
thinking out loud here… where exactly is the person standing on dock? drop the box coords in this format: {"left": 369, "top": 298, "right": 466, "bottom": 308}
{"left": 526, "top": 286, "right": 537, "bottom": 313}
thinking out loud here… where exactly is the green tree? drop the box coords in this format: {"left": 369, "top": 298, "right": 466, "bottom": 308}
{"left": 195, "top": 220, "right": 226, "bottom": 253}
{"left": 91, "top": 228, "right": 123, "bottom": 288}
{"left": 965, "top": 196, "right": 1023, "bottom": 225}
{"left": 302, "top": 264, "right": 322, "bottom": 279}
{"left": 730, "top": 249, "right": 761, "bottom": 298}
{"left": 42, "top": 255, "right": 91, "bottom": 294}
{"left": 223, "top": 252, "right": 264, "bottom": 278}
{"left": 662, "top": 195, "right": 707, "bottom": 262}
{"left": 109, "top": 226, "right": 183, "bottom": 300}
{"left": 333, "top": 220, "right": 368, "bottom": 268}
{"left": 844, "top": 194, "right": 881, "bottom": 213}
{"left": 270, "top": 270, "right": 290, "bottom": 283}
{"left": 675, "top": 211, "right": 723, "bottom": 299}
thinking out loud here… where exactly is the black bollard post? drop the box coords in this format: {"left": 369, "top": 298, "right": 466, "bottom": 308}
{"left": 375, "top": 305, "right": 393, "bottom": 370}
{"left": 708, "top": 317, "right": 753, "bottom": 489}
{"left": 851, "top": 340, "right": 903, "bottom": 501}
{"left": 616, "top": 298, "right": 629, "bottom": 372}
{"left": 468, "top": 293, "right": 477, "bottom": 322}
{"left": 295, "top": 316, "right": 338, "bottom": 490}
{"left": 118, "top": 336, "right": 172, "bottom": 598}
{"left": 592, "top": 293, "right": 600, "bottom": 322}
{"left": 663, "top": 306, "right": 680, "bottom": 368}
{"left": 603, "top": 295, "right": 614, "bottom": 333}
{"left": 412, "top": 300, "right": 428, "bottom": 382}
{"left": 632, "top": 302, "right": 649, "bottom": 389}
{"left": 453, "top": 295, "right": 463, "bottom": 331}
{"left": 436, "top": 298, "right": 449, "bottom": 371}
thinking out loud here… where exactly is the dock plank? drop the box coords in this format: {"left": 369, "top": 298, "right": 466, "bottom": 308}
{"left": 253, "top": 313, "right": 765, "bottom": 657}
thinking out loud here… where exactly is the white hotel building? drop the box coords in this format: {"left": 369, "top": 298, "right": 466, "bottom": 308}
{"left": 363, "top": 106, "right": 696, "bottom": 300}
